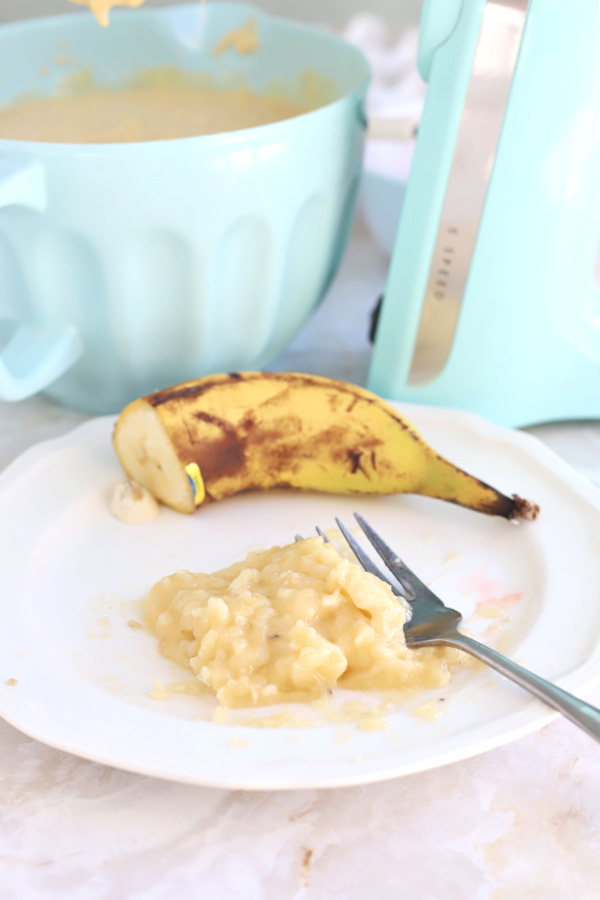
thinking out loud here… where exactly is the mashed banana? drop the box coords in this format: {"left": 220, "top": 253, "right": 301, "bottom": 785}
{"left": 109, "top": 480, "right": 159, "bottom": 524}
{"left": 145, "top": 536, "right": 461, "bottom": 709}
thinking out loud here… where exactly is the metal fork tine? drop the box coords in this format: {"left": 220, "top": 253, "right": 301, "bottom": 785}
{"left": 334, "top": 518, "right": 404, "bottom": 597}
{"left": 353, "top": 512, "right": 434, "bottom": 601}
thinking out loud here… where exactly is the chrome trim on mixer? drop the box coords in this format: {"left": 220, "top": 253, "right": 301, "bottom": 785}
{"left": 407, "top": 0, "right": 529, "bottom": 386}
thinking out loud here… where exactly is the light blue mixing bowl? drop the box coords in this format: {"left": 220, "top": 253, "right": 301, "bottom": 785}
{"left": 0, "top": 2, "right": 369, "bottom": 412}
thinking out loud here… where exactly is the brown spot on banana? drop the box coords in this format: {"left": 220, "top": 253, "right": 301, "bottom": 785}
{"left": 348, "top": 449, "right": 370, "bottom": 478}
{"left": 190, "top": 412, "right": 246, "bottom": 483}
{"left": 348, "top": 450, "right": 361, "bottom": 475}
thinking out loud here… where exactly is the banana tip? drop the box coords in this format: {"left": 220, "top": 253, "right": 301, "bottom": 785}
{"left": 510, "top": 495, "right": 540, "bottom": 521}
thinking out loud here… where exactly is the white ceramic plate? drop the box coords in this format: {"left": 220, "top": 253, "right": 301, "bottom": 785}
{"left": 2, "top": 404, "right": 600, "bottom": 790}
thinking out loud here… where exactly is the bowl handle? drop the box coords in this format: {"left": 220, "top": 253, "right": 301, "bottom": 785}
{"left": 0, "top": 159, "right": 82, "bottom": 401}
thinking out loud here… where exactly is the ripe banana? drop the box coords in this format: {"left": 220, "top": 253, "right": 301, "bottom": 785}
{"left": 112, "top": 371, "right": 539, "bottom": 519}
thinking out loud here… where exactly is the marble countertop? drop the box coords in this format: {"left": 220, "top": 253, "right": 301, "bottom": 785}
{"left": 1, "top": 219, "right": 600, "bottom": 900}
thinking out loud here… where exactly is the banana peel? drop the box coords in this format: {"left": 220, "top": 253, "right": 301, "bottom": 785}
{"left": 112, "top": 371, "right": 539, "bottom": 520}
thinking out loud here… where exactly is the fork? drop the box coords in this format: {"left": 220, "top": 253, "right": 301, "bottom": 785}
{"left": 323, "top": 514, "right": 600, "bottom": 743}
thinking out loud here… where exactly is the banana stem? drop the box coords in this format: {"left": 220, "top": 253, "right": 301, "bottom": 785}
{"left": 419, "top": 454, "right": 538, "bottom": 520}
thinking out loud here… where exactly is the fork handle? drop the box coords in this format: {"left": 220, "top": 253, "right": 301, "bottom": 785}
{"left": 438, "top": 632, "right": 600, "bottom": 743}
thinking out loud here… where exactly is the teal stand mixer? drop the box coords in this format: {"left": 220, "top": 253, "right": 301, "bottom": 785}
{"left": 367, "top": 0, "right": 600, "bottom": 427}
